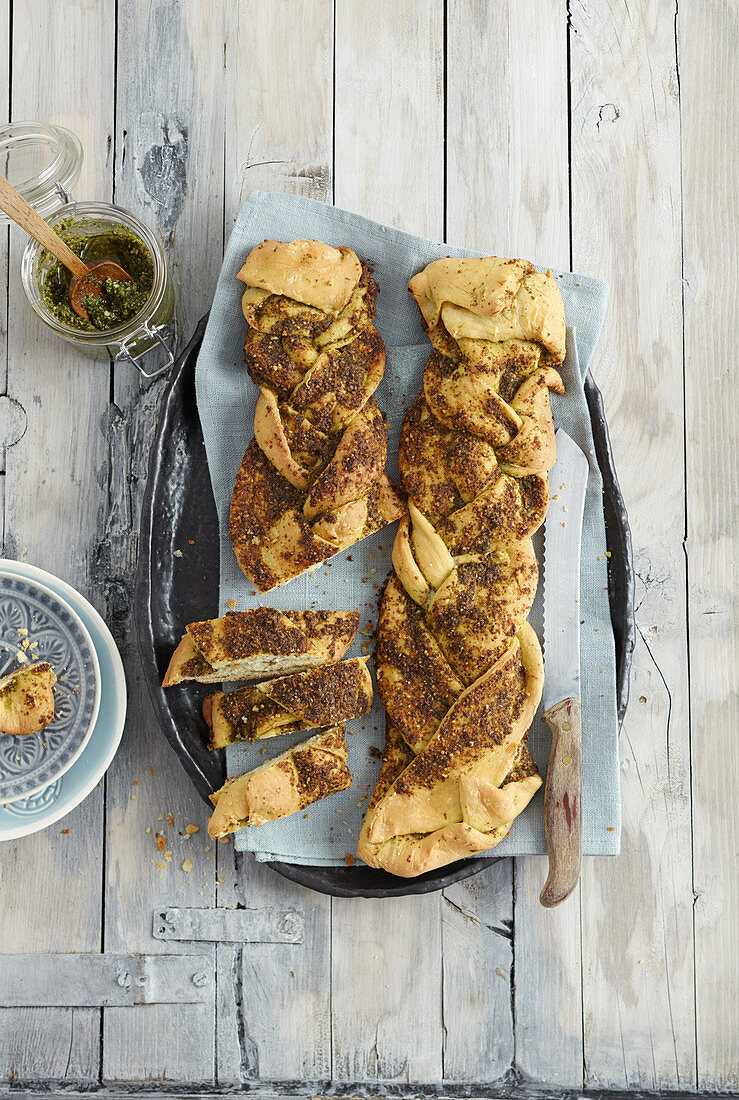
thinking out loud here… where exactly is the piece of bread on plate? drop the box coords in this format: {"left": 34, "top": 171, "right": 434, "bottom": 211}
{"left": 204, "top": 656, "right": 373, "bottom": 748}
{"left": 207, "top": 724, "right": 352, "bottom": 837}
{"left": 0, "top": 662, "right": 57, "bottom": 736}
{"left": 162, "top": 607, "right": 359, "bottom": 687}
{"left": 230, "top": 239, "right": 405, "bottom": 593}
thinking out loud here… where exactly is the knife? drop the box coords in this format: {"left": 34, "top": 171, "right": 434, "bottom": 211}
{"left": 539, "top": 429, "right": 590, "bottom": 908}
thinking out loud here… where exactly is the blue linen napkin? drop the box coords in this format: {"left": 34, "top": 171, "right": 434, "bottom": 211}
{"left": 195, "top": 191, "right": 620, "bottom": 863}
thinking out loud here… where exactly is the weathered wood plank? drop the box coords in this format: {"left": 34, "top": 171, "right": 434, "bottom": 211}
{"left": 221, "top": 857, "right": 333, "bottom": 1083}
{"left": 334, "top": 0, "right": 445, "bottom": 232}
{"left": 1, "top": 0, "right": 9, "bottom": 538}
{"left": 446, "top": 0, "right": 570, "bottom": 264}
{"left": 100, "top": 0, "right": 228, "bottom": 1085}
{"left": 0, "top": 0, "right": 114, "bottom": 1082}
{"left": 679, "top": 2, "right": 738, "bottom": 1090}
{"left": 332, "top": 895, "right": 442, "bottom": 1083}
{"left": 444, "top": 1, "right": 580, "bottom": 1086}
{"left": 441, "top": 862, "right": 514, "bottom": 1081}
{"left": 224, "top": 0, "right": 334, "bottom": 222}
{"left": 216, "top": 1, "right": 335, "bottom": 1085}
{"left": 1, "top": 0, "right": 8, "bottom": 395}
{"left": 569, "top": 0, "right": 695, "bottom": 1088}
{"left": 331, "top": 0, "right": 445, "bottom": 1084}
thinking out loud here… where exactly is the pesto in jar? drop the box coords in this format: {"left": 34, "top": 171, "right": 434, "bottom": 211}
{"left": 40, "top": 221, "right": 154, "bottom": 332}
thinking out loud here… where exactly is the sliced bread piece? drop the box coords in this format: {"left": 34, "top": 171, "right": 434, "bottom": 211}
{"left": 204, "top": 656, "right": 373, "bottom": 748}
{"left": 207, "top": 724, "right": 351, "bottom": 837}
{"left": 162, "top": 608, "right": 359, "bottom": 687}
{"left": 0, "top": 662, "right": 57, "bottom": 736}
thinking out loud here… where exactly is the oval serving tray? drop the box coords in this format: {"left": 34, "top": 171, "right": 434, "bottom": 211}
{"left": 136, "top": 316, "right": 635, "bottom": 899}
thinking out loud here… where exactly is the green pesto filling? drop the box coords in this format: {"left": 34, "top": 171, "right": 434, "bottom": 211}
{"left": 40, "top": 221, "right": 154, "bottom": 332}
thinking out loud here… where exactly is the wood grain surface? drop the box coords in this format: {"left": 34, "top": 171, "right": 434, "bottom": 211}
{"left": 0, "top": 0, "right": 735, "bottom": 1094}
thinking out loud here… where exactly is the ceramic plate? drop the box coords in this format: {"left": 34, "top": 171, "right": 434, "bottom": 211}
{"left": 0, "top": 560, "right": 126, "bottom": 840}
{"left": 0, "top": 570, "right": 100, "bottom": 803}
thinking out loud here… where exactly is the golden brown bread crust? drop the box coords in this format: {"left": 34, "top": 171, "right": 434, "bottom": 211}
{"left": 231, "top": 438, "right": 403, "bottom": 593}
{"left": 365, "top": 624, "right": 542, "bottom": 845}
{"left": 358, "top": 631, "right": 543, "bottom": 877}
{"left": 205, "top": 657, "right": 373, "bottom": 748}
{"left": 409, "top": 258, "right": 566, "bottom": 363}
{"left": 0, "top": 661, "right": 57, "bottom": 736}
{"left": 360, "top": 257, "right": 565, "bottom": 876}
{"left": 162, "top": 608, "right": 359, "bottom": 687}
{"left": 207, "top": 725, "right": 352, "bottom": 837}
{"left": 376, "top": 576, "right": 464, "bottom": 754}
{"left": 237, "top": 240, "right": 362, "bottom": 314}
{"left": 231, "top": 241, "right": 405, "bottom": 593}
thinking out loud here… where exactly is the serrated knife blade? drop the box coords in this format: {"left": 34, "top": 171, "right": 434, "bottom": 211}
{"left": 539, "top": 429, "right": 589, "bottom": 909}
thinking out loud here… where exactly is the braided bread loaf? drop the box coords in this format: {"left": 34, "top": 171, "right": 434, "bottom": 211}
{"left": 359, "top": 257, "right": 566, "bottom": 877}
{"left": 230, "top": 240, "right": 404, "bottom": 592}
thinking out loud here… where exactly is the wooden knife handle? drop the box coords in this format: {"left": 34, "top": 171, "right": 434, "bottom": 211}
{"left": 539, "top": 696, "right": 582, "bottom": 908}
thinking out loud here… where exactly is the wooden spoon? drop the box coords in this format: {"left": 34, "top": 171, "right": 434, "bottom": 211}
{"left": 0, "top": 172, "right": 131, "bottom": 322}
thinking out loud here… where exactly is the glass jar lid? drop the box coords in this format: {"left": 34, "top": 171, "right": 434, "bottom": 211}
{"left": 0, "top": 121, "right": 84, "bottom": 226}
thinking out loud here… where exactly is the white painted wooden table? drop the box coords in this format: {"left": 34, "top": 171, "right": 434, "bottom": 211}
{"left": 0, "top": 2, "right": 736, "bottom": 1096}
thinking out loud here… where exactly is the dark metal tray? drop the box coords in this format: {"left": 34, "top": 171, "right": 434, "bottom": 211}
{"left": 136, "top": 316, "right": 635, "bottom": 899}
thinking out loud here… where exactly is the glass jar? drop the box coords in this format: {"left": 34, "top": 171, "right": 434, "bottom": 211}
{"left": 2, "top": 121, "right": 176, "bottom": 378}
{"left": 21, "top": 202, "right": 175, "bottom": 378}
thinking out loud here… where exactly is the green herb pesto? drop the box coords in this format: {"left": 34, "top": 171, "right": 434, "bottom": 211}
{"left": 40, "top": 221, "right": 154, "bottom": 332}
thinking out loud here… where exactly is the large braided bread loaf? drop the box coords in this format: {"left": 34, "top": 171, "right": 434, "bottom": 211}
{"left": 358, "top": 257, "right": 566, "bottom": 877}
{"left": 230, "top": 240, "right": 404, "bottom": 592}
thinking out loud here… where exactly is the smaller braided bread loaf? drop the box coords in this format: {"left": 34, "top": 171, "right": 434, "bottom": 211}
{"left": 359, "top": 257, "right": 566, "bottom": 877}
{"left": 230, "top": 239, "right": 404, "bottom": 592}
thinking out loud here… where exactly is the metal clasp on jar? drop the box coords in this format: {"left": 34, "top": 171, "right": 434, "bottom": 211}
{"left": 54, "top": 181, "right": 74, "bottom": 206}
{"left": 115, "top": 321, "right": 175, "bottom": 380}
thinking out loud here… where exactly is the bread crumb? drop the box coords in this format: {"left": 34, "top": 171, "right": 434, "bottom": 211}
{"left": 182, "top": 859, "right": 193, "bottom": 872}
{"left": 345, "top": 853, "right": 355, "bottom": 866}
{"left": 174, "top": 549, "right": 183, "bottom": 558}
{"left": 185, "top": 824, "right": 199, "bottom": 834}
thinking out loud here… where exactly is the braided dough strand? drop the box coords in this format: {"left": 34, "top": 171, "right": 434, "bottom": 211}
{"left": 359, "top": 259, "right": 565, "bottom": 877}
{"left": 231, "top": 239, "right": 405, "bottom": 593}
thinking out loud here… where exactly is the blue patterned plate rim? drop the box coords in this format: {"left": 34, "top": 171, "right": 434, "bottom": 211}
{"left": 0, "top": 560, "right": 126, "bottom": 840}
{"left": 0, "top": 569, "right": 101, "bottom": 802}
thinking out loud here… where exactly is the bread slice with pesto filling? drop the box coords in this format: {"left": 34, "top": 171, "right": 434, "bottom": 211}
{"left": 204, "top": 656, "right": 373, "bottom": 748}
{"left": 207, "top": 724, "right": 351, "bottom": 837}
{"left": 162, "top": 607, "right": 359, "bottom": 687}
{"left": 0, "top": 662, "right": 57, "bottom": 736}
